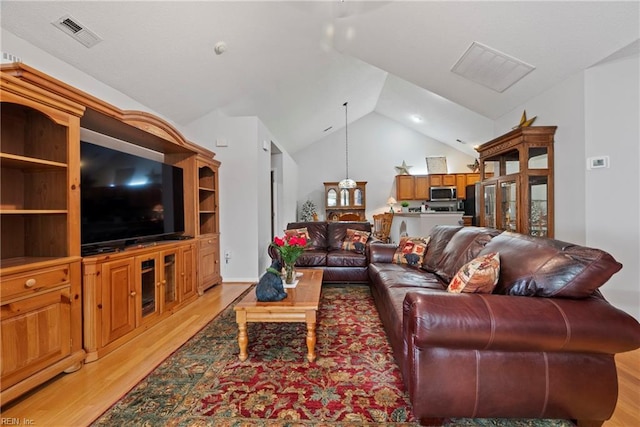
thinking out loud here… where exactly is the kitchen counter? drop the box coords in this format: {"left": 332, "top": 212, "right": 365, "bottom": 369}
{"left": 390, "top": 211, "right": 464, "bottom": 244}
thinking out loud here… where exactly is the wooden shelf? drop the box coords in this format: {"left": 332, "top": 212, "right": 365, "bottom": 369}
{"left": 0, "top": 153, "right": 67, "bottom": 169}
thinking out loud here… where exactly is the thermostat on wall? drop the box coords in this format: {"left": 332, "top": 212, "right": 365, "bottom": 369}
{"left": 587, "top": 156, "right": 609, "bottom": 169}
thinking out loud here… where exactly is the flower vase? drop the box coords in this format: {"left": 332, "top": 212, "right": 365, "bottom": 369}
{"left": 284, "top": 263, "right": 296, "bottom": 284}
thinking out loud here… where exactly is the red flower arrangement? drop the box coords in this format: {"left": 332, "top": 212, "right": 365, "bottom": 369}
{"left": 271, "top": 234, "right": 308, "bottom": 265}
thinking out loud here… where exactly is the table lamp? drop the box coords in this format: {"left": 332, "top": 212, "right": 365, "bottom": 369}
{"left": 387, "top": 197, "right": 397, "bottom": 213}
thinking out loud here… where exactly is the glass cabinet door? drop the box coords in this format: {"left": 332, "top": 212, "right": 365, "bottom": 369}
{"left": 354, "top": 188, "right": 363, "bottom": 206}
{"left": 500, "top": 180, "right": 518, "bottom": 232}
{"left": 529, "top": 176, "right": 548, "bottom": 236}
{"left": 327, "top": 189, "right": 337, "bottom": 207}
{"left": 483, "top": 184, "right": 496, "bottom": 229}
{"left": 139, "top": 258, "right": 157, "bottom": 319}
{"left": 163, "top": 252, "right": 178, "bottom": 309}
{"left": 340, "top": 189, "right": 350, "bottom": 206}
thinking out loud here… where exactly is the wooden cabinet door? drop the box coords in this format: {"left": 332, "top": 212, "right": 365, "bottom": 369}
{"left": 180, "top": 244, "right": 197, "bottom": 301}
{"left": 160, "top": 249, "right": 179, "bottom": 313}
{"left": 1, "top": 288, "right": 72, "bottom": 390}
{"left": 414, "top": 176, "right": 430, "bottom": 199}
{"left": 456, "top": 174, "right": 467, "bottom": 199}
{"left": 429, "top": 175, "right": 443, "bottom": 187}
{"left": 396, "top": 175, "right": 415, "bottom": 200}
{"left": 135, "top": 254, "right": 160, "bottom": 325}
{"left": 100, "top": 258, "right": 136, "bottom": 346}
{"left": 466, "top": 173, "right": 480, "bottom": 185}
{"left": 443, "top": 174, "right": 456, "bottom": 186}
{"left": 198, "top": 235, "right": 220, "bottom": 294}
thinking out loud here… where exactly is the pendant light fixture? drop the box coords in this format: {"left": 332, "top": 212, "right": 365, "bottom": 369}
{"left": 338, "top": 101, "right": 357, "bottom": 189}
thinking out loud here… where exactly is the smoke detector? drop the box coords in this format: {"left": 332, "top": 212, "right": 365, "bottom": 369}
{"left": 214, "top": 41, "right": 227, "bottom": 55}
{"left": 52, "top": 15, "right": 102, "bottom": 48}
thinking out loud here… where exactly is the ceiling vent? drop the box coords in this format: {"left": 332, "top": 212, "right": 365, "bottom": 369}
{"left": 451, "top": 42, "right": 535, "bottom": 92}
{"left": 52, "top": 15, "right": 102, "bottom": 48}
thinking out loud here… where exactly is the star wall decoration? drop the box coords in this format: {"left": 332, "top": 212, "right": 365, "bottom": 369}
{"left": 395, "top": 160, "right": 413, "bottom": 175}
{"left": 513, "top": 110, "right": 537, "bottom": 129}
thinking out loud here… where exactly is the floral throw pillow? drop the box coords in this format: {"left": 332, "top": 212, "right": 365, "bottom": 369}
{"left": 447, "top": 252, "right": 500, "bottom": 294}
{"left": 392, "top": 236, "right": 430, "bottom": 267}
{"left": 341, "top": 229, "right": 371, "bottom": 253}
{"left": 285, "top": 227, "right": 310, "bottom": 240}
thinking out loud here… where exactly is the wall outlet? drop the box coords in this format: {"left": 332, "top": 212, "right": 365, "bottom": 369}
{"left": 224, "top": 250, "right": 231, "bottom": 264}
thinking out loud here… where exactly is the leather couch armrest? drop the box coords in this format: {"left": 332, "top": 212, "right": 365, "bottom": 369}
{"left": 403, "top": 291, "right": 640, "bottom": 354}
{"left": 369, "top": 243, "right": 398, "bottom": 263}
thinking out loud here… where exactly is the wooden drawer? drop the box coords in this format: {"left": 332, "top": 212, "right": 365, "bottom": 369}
{"left": 199, "top": 235, "right": 219, "bottom": 250}
{"left": 1, "top": 265, "right": 70, "bottom": 301}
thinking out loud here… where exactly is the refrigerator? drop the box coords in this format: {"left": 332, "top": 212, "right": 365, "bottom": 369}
{"left": 464, "top": 183, "right": 480, "bottom": 226}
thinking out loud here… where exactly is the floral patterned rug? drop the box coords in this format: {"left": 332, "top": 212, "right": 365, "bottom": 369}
{"left": 92, "top": 285, "right": 573, "bottom": 427}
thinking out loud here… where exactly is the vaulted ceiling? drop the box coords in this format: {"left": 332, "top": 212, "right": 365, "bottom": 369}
{"left": 2, "top": 1, "right": 638, "bottom": 156}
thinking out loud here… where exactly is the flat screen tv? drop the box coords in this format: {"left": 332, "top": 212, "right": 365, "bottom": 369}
{"left": 80, "top": 138, "right": 185, "bottom": 254}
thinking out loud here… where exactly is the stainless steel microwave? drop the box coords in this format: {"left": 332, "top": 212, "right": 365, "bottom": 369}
{"left": 430, "top": 186, "right": 457, "bottom": 201}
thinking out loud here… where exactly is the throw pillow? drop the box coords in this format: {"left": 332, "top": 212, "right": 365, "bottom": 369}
{"left": 392, "top": 236, "right": 430, "bottom": 267}
{"left": 341, "top": 228, "right": 371, "bottom": 253}
{"left": 285, "top": 227, "right": 310, "bottom": 241}
{"left": 447, "top": 252, "right": 500, "bottom": 294}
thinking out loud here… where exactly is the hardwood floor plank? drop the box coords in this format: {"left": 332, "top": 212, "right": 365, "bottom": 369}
{"left": 1, "top": 283, "right": 638, "bottom": 427}
{"left": 0, "top": 283, "right": 251, "bottom": 427}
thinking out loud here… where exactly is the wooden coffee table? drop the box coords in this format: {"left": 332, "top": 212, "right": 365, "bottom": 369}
{"left": 234, "top": 268, "right": 323, "bottom": 362}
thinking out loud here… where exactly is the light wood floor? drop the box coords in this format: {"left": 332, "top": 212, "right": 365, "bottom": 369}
{"left": 1, "top": 283, "right": 638, "bottom": 427}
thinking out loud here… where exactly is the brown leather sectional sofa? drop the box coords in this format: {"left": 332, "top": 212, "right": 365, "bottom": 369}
{"left": 368, "top": 225, "right": 640, "bottom": 426}
{"left": 269, "top": 221, "right": 373, "bottom": 283}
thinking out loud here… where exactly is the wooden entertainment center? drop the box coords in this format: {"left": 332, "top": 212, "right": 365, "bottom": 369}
{"left": 0, "top": 64, "right": 222, "bottom": 403}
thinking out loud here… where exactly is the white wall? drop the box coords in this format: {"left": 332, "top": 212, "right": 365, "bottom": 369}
{"left": 584, "top": 54, "right": 640, "bottom": 320}
{"left": 1, "top": 29, "right": 170, "bottom": 120}
{"left": 293, "top": 112, "right": 476, "bottom": 221}
{"left": 495, "top": 54, "right": 640, "bottom": 321}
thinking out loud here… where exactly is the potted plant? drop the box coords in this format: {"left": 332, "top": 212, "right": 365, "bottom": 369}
{"left": 300, "top": 200, "right": 318, "bottom": 222}
{"left": 401, "top": 201, "right": 410, "bottom": 212}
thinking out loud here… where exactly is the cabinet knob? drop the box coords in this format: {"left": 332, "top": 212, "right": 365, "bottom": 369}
{"left": 25, "top": 278, "right": 36, "bottom": 288}
{"left": 130, "top": 291, "right": 136, "bottom": 297}
{"left": 208, "top": 239, "right": 212, "bottom": 244}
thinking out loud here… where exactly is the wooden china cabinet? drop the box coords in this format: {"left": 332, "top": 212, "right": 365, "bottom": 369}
{"left": 1, "top": 63, "right": 222, "bottom": 399}
{"left": 324, "top": 181, "right": 367, "bottom": 221}
{"left": 476, "top": 126, "right": 556, "bottom": 237}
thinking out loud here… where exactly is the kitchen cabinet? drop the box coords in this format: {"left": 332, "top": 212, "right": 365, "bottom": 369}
{"left": 477, "top": 126, "right": 556, "bottom": 237}
{"left": 430, "top": 174, "right": 456, "bottom": 187}
{"left": 82, "top": 240, "right": 197, "bottom": 361}
{"left": 0, "top": 73, "right": 86, "bottom": 404}
{"left": 396, "top": 175, "right": 429, "bottom": 201}
{"left": 396, "top": 173, "right": 480, "bottom": 201}
{"left": 324, "top": 181, "right": 367, "bottom": 220}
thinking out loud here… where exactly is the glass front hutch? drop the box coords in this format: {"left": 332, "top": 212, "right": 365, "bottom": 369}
{"left": 324, "top": 181, "right": 367, "bottom": 221}
{"left": 477, "top": 126, "right": 556, "bottom": 237}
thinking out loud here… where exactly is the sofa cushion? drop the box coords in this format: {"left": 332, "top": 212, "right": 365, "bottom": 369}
{"left": 392, "top": 236, "right": 430, "bottom": 267}
{"left": 287, "top": 221, "right": 327, "bottom": 250}
{"left": 327, "top": 250, "right": 368, "bottom": 267}
{"left": 294, "top": 249, "right": 327, "bottom": 267}
{"left": 341, "top": 228, "right": 371, "bottom": 253}
{"left": 435, "top": 227, "right": 502, "bottom": 282}
{"left": 447, "top": 252, "right": 500, "bottom": 294}
{"left": 327, "top": 221, "right": 372, "bottom": 251}
{"left": 421, "top": 225, "right": 463, "bottom": 272}
{"left": 479, "top": 232, "right": 623, "bottom": 298}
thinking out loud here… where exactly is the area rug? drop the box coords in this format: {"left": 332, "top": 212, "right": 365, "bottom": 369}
{"left": 92, "top": 285, "right": 574, "bottom": 427}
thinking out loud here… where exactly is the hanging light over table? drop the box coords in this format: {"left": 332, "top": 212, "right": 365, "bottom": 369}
{"left": 338, "top": 101, "right": 357, "bottom": 189}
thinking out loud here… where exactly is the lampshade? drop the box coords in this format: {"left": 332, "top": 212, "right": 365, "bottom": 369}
{"left": 338, "top": 101, "right": 356, "bottom": 190}
{"left": 387, "top": 197, "right": 397, "bottom": 205}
